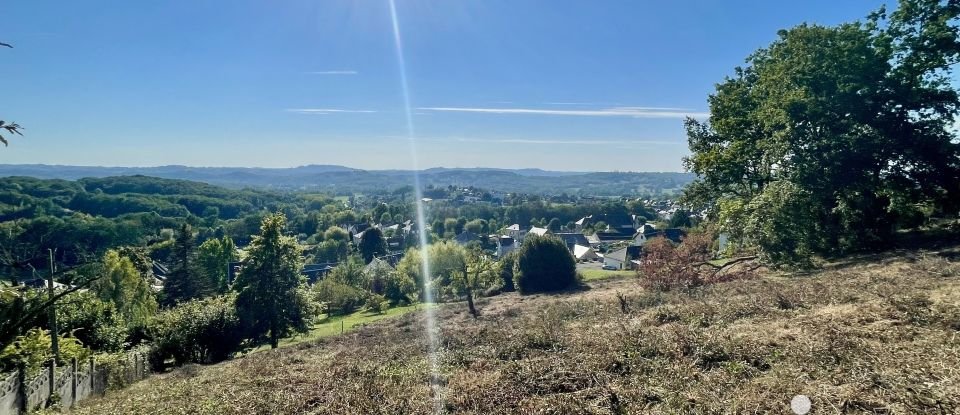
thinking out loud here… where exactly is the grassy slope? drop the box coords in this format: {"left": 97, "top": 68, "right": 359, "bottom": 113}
{"left": 73, "top": 248, "right": 960, "bottom": 414}
{"left": 578, "top": 269, "right": 635, "bottom": 281}
{"left": 248, "top": 304, "right": 426, "bottom": 353}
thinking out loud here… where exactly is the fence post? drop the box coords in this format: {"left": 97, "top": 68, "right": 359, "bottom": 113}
{"left": 88, "top": 357, "right": 96, "bottom": 396}
{"left": 47, "top": 361, "right": 55, "bottom": 402}
{"left": 16, "top": 362, "right": 27, "bottom": 414}
{"left": 71, "top": 357, "right": 78, "bottom": 408}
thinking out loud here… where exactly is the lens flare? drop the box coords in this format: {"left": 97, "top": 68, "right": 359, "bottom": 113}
{"left": 387, "top": 0, "right": 443, "bottom": 412}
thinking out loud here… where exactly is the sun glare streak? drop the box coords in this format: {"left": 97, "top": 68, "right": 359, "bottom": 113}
{"left": 387, "top": 0, "right": 443, "bottom": 412}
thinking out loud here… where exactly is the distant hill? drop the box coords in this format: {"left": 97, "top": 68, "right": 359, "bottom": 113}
{"left": 0, "top": 164, "right": 694, "bottom": 195}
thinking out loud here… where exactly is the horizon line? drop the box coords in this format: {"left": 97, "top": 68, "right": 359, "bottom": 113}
{"left": 0, "top": 162, "right": 689, "bottom": 174}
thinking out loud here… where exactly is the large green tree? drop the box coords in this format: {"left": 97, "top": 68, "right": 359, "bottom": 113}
{"left": 683, "top": 0, "right": 960, "bottom": 265}
{"left": 358, "top": 227, "right": 387, "bottom": 263}
{"left": 94, "top": 250, "right": 157, "bottom": 327}
{"left": 163, "top": 224, "right": 210, "bottom": 305}
{"left": 197, "top": 235, "right": 238, "bottom": 293}
{"left": 233, "top": 213, "right": 312, "bottom": 349}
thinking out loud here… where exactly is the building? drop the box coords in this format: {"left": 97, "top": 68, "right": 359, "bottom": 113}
{"left": 573, "top": 244, "right": 600, "bottom": 262}
{"left": 553, "top": 232, "right": 591, "bottom": 252}
{"left": 506, "top": 224, "right": 528, "bottom": 244}
{"left": 528, "top": 226, "right": 550, "bottom": 238}
{"left": 604, "top": 246, "right": 642, "bottom": 270}
{"left": 496, "top": 236, "right": 516, "bottom": 257}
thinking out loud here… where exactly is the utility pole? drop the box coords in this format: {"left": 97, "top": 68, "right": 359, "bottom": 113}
{"left": 48, "top": 248, "right": 60, "bottom": 361}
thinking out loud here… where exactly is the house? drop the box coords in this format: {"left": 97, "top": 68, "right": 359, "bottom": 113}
{"left": 603, "top": 246, "right": 643, "bottom": 270}
{"left": 506, "top": 224, "right": 528, "bottom": 244}
{"left": 301, "top": 262, "right": 339, "bottom": 284}
{"left": 576, "top": 213, "right": 636, "bottom": 234}
{"left": 363, "top": 257, "right": 395, "bottom": 277}
{"left": 528, "top": 226, "right": 550, "bottom": 238}
{"left": 553, "top": 232, "right": 590, "bottom": 252}
{"left": 585, "top": 233, "right": 602, "bottom": 248}
{"left": 632, "top": 226, "right": 686, "bottom": 246}
{"left": 594, "top": 230, "right": 635, "bottom": 243}
{"left": 454, "top": 231, "right": 481, "bottom": 246}
{"left": 496, "top": 236, "right": 516, "bottom": 257}
{"left": 573, "top": 244, "right": 600, "bottom": 262}
{"left": 632, "top": 224, "right": 659, "bottom": 246}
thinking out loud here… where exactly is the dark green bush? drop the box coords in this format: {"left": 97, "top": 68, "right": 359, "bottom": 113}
{"left": 313, "top": 278, "right": 366, "bottom": 315}
{"left": 513, "top": 235, "right": 578, "bottom": 294}
{"left": 147, "top": 295, "right": 244, "bottom": 369}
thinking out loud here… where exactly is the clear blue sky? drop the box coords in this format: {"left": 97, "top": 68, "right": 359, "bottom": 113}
{"left": 3, "top": 0, "right": 886, "bottom": 171}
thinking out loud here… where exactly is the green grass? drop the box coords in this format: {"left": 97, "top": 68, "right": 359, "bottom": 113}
{"left": 250, "top": 303, "right": 428, "bottom": 353}
{"left": 579, "top": 268, "right": 635, "bottom": 281}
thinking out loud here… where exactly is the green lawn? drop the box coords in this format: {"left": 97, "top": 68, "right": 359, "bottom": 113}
{"left": 250, "top": 303, "right": 430, "bottom": 353}
{"left": 579, "top": 268, "right": 635, "bottom": 281}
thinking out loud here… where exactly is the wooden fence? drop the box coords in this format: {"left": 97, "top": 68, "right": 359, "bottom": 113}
{"left": 0, "top": 350, "right": 149, "bottom": 415}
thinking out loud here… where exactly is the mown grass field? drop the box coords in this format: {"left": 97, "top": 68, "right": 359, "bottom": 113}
{"left": 72, "top": 247, "right": 960, "bottom": 414}
{"left": 248, "top": 303, "right": 428, "bottom": 353}
{"left": 578, "top": 268, "right": 635, "bottom": 281}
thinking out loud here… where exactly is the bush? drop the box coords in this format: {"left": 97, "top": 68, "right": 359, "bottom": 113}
{"left": 313, "top": 278, "right": 366, "bottom": 315}
{"left": 0, "top": 328, "right": 91, "bottom": 376}
{"left": 638, "top": 232, "right": 755, "bottom": 292}
{"left": 55, "top": 291, "right": 129, "bottom": 353}
{"left": 513, "top": 235, "right": 578, "bottom": 294}
{"left": 365, "top": 294, "right": 389, "bottom": 314}
{"left": 499, "top": 250, "right": 518, "bottom": 292}
{"left": 147, "top": 295, "right": 244, "bottom": 369}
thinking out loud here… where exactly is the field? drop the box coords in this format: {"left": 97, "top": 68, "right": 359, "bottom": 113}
{"left": 71, "top": 247, "right": 960, "bottom": 414}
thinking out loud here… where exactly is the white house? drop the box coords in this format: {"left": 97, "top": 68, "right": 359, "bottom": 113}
{"left": 604, "top": 246, "right": 642, "bottom": 270}
{"left": 528, "top": 226, "right": 550, "bottom": 238}
{"left": 573, "top": 244, "right": 599, "bottom": 262}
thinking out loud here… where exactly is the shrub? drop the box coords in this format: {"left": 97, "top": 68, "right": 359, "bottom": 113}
{"left": 55, "top": 290, "right": 129, "bottom": 353}
{"left": 498, "top": 250, "right": 518, "bottom": 292}
{"left": 513, "top": 235, "right": 578, "bottom": 294}
{"left": 0, "top": 328, "right": 91, "bottom": 376}
{"left": 638, "top": 232, "right": 755, "bottom": 292}
{"left": 365, "top": 294, "right": 389, "bottom": 314}
{"left": 313, "top": 278, "right": 366, "bottom": 315}
{"left": 147, "top": 295, "right": 244, "bottom": 369}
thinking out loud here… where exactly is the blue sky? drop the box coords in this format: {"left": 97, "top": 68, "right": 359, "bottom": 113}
{"left": 2, "top": 0, "right": 885, "bottom": 171}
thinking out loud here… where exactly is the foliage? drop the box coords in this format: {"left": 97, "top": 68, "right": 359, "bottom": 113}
{"left": 197, "top": 235, "right": 238, "bottom": 293}
{"left": 498, "top": 250, "right": 518, "bottom": 292}
{"left": 364, "top": 293, "right": 389, "bottom": 314}
{"left": 683, "top": 0, "right": 960, "bottom": 265}
{"left": 0, "top": 328, "right": 91, "bottom": 376}
{"left": 233, "top": 213, "right": 313, "bottom": 348}
{"left": 0, "top": 120, "right": 23, "bottom": 147}
{"left": 54, "top": 290, "right": 128, "bottom": 352}
{"left": 513, "top": 235, "right": 578, "bottom": 294}
{"left": 358, "top": 227, "right": 387, "bottom": 263}
{"left": 328, "top": 256, "right": 366, "bottom": 288}
{"left": 146, "top": 295, "right": 244, "bottom": 368}
{"left": 93, "top": 250, "right": 157, "bottom": 327}
{"left": 313, "top": 278, "right": 367, "bottom": 315}
{"left": 163, "top": 223, "right": 212, "bottom": 305}
{"left": 638, "top": 232, "right": 756, "bottom": 292}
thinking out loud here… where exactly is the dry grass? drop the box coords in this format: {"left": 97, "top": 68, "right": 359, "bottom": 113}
{"left": 71, "top": 247, "right": 960, "bottom": 414}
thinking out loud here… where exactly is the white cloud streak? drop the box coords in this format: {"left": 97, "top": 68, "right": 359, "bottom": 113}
{"left": 418, "top": 106, "right": 707, "bottom": 119}
{"left": 286, "top": 108, "right": 377, "bottom": 114}
{"left": 453, "top": 137, "right": 684, "bottom": 146}
{"left": 305, "top": 70, "right": 358, "bottom": 75}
